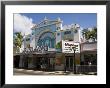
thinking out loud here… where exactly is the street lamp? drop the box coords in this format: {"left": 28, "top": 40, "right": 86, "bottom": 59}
{"left": 72, "top": 46, "right": 76, "bottom": 74}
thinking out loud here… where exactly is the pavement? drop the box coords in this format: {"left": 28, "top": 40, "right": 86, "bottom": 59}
{"left": 13, "top": 68, "right": 96, "bottom": 76}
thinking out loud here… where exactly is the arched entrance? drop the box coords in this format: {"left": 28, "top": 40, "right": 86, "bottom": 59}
{"left": 37, "top": 32, "right": 55, "bottom": 48}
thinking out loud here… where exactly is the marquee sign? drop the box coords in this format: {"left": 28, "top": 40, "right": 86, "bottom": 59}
{"left": 22, "top": 46, "right": 48, "bottom": 54}
{"left": 62, "top": 40, "right": 80, "bottom": 53}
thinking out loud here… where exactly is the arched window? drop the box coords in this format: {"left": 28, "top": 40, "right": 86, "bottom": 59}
{"left": 37, "top": 32, "right": 55, "bottom": 48}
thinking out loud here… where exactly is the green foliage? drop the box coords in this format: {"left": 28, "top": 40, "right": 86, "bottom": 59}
{"left": 13, "top": 32, "right": 23, "bottom": 48}
{"left": 82, "top": 27, "right": 97, "bottom": 42}
{"left": 55, "top": 41, "right": 62, "bottom": 49}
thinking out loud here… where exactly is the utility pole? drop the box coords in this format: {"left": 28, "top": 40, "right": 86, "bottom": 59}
{"left": 72, "top": 47, "right": 76, "bottom": 74}
{"left": 73, "top": 49, "right": 76, "bottom": 74}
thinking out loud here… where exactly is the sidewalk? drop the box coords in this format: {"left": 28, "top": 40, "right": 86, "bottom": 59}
{"left": 14, "top": 68, "right": 69, "bottom": 75}
{"left": 14, "top": 68, "right": 96, "bottom": 75}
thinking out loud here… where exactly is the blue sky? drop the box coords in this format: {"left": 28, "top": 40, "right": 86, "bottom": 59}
{"left": 20, "top": 13, "right": 97, "bottom": 29}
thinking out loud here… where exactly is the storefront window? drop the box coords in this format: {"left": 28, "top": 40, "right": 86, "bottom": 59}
{"left": 64, "top": 31, "right": 71, "bottom": 35}
{"left": 83, "top": 54, "right": 97, "bottom": 65}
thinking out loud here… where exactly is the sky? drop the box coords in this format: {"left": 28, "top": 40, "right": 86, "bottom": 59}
{"left": 14, "top": 13, "right": 97, "bottom": 35}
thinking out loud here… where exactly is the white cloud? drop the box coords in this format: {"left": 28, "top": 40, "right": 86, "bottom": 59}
{"left": 14, "top": 13, "right": 34, "bottom": 35}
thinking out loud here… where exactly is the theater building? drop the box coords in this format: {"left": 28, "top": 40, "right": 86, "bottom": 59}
{"left": 14, "top": 17, "right": 97, "bottom": 72}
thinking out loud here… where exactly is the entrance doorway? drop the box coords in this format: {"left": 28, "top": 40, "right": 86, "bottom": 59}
{"left": 24, "top": 56, "right": 28, "bottom": 69}
{"left": 65, "top": 56, "right": 73, "bottom": 71}
{"left": 14, "top": 55, "right": 20, "bottom": 68}
{"left": 35, "top": 57, "right": 50, "bottom": 71}
{"left": 35, "top": 58, "right": 41, "bottom": 70}
{"left": 35, "top": 57, "right": 55, "bottom": 71}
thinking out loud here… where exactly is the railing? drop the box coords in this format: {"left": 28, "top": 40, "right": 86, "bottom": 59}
{"left": 76, "top": 65, "right": 97, "bottom": 74}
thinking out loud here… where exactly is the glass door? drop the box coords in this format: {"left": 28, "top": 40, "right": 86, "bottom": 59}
{"left": 65, "top": 56, "right": 73, "bottom": 71}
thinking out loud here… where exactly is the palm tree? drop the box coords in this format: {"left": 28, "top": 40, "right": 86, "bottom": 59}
{"left": 82, "top": 28, "right": 90, "bottom": 40}
{"left": 88, "top": 27, "right": 97, "bottom": 42}
{"left": 82, "top": 27, "right": 97, "bottom": 42}
{"left": 13, "top": 32, "right": 23, "bottom": 52}
{"left": 93, "top": 27, "right": 97, "bottom": 41}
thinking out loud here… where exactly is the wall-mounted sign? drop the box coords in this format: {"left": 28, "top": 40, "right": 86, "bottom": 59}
{"left": 62, "top": 40, "right": 80, "bottom": 53}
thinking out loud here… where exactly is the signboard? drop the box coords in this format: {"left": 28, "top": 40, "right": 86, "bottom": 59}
{"left": 62, "top": 40, "right": 80, "bottom": 53}
{"left": 82, "top": 43, "right": 97, "bottom": 51}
